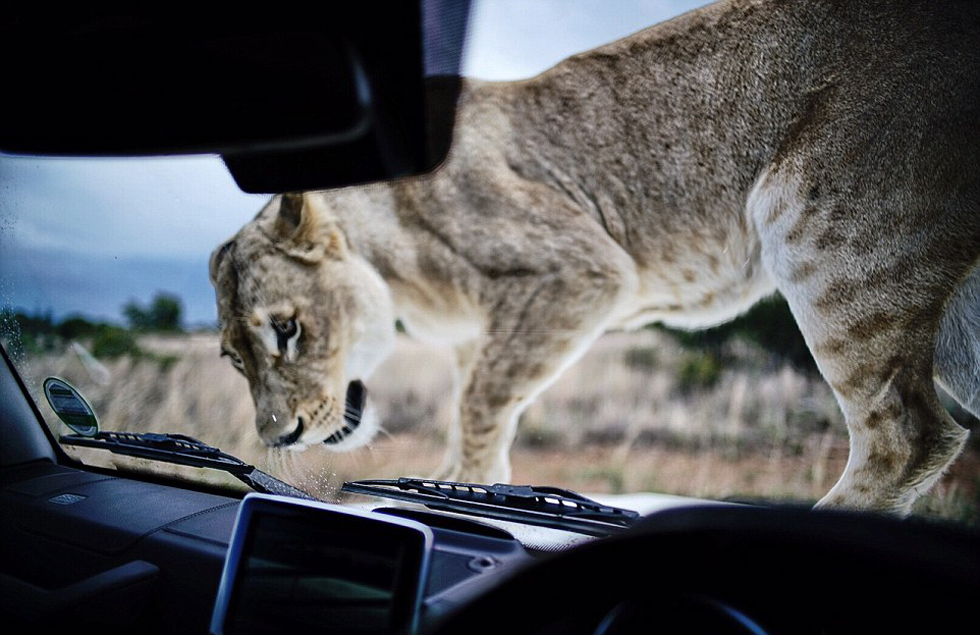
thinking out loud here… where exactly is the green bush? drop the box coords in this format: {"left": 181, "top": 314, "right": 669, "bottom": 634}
{"left": 660, "top": 295, "right": 818, "bottom": 374}
{"left": 733, "top": 297, "right": 816, "bottom": 373}
{"left": 7, "top": 309, "right": 166, "bottom": 361}
{"left": 677, "top": 351, "right": 723, "bottom": 393}
{"left": 91, "top": 326, "right": 142, "bottom": 359}
{"left": 56, "top": 314, "right": 100, "bottom": 340}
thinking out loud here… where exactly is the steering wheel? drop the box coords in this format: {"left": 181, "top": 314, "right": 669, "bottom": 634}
{"left": 427, "top": 506, "right": 980, "bottom": 635}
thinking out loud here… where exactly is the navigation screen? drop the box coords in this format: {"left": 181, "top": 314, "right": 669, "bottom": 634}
{"left": 213, "top": 496, "right": 432, "bottom": 635}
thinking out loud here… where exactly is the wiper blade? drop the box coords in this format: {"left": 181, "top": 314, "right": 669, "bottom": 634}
{"left": 342, "top": 478, "right": 640, "bottom": 537}
{"left": 60, "top": 431, "right": 318, "bottom": 501}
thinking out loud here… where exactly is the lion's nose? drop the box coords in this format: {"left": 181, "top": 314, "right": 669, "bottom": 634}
{"left": 272, "top": 417, "right": 304, "bottom": 447}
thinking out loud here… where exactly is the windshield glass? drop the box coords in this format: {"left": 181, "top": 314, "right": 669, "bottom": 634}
{"left": 1, "top": 0, "right": 976, "bottom": 527}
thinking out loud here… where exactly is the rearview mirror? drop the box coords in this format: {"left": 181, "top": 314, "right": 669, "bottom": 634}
{"left": 0, "top": 2, "right": 470, "bottom": 193}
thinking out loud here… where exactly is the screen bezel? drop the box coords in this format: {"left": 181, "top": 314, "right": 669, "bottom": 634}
{"left": 211, "top": 493, "right": 434, "bottom": 635}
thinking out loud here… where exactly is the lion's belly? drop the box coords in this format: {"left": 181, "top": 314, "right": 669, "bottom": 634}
{"left": 611, "top": 230, "right": 775, "bottom": 331}
{"left": 386, "top": 215, "right": 776, "bottom": 341}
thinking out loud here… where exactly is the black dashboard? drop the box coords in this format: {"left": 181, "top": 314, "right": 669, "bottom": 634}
{"left": 0, "top": 461, "right": 537, "bottom": 634}
{"left": 0, "top": 461, "right": 237, "bottom": 634}
{"left": 3, "top": 458, "right": 979, "bottom": 635}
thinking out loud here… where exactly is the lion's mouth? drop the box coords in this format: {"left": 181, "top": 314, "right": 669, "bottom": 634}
{"left": 323, "top": 380, "right": 367, "bottom": 445}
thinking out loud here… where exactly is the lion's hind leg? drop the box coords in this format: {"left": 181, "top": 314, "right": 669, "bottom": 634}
{"left": 750, "top": 166, "right": 971, "bottom": 515}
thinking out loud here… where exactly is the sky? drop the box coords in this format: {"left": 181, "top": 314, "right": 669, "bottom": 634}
{"left": 0, "top": 1, "right": 711, "bottom": 327}
{"left": 463, "top": 0, "right": 710, "bottom": 80}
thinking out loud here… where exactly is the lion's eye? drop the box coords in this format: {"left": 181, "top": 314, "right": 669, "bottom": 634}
{"left": 271, "top": 316, "right": 301, "bottom": 360}
{"left": 272, "top": 316, "right": 298, "bottom": 340}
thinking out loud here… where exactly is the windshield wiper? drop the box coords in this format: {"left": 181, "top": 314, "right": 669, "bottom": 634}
{"left": 342, "top": 478, "right": 640, "bottom": 537}
{"left": 60, "top": 431, "right": 318, "bottom": 501}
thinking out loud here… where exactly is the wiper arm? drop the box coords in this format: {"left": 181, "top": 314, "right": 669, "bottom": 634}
{"left": 60, "top": 431, "right": 318, "bottom": 501}
{"left": 342, "top": 478, "right": 640, "bottom": 537}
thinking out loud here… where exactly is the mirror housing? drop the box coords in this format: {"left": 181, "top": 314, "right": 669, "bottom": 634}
{"left": 0, "top": 3, "right": 469, "bottom": 192}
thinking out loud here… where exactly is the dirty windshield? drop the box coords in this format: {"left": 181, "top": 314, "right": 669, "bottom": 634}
{"left": 0, "top": 0, "right": 976, "bottom": 526}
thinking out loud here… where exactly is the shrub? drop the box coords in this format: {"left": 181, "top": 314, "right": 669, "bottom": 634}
{"left": 56, "top": 314, "right": 100, "bottom": 340}
{"left": 677, "top": 351, "right": 723, "bottom": 393}
{"left": 91, "top": 325, "right": 142, "bottom": 359}
{"left": 659, "top": 295, "right": 818, "bottom": 374}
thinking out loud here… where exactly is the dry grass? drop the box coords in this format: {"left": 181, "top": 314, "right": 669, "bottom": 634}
{"left": 14, "top": 329, "right": 978, "bottom": 525}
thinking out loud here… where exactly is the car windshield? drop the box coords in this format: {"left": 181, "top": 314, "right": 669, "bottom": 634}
{"left": 0, "top": 0, "right": 976, "bottom": 529}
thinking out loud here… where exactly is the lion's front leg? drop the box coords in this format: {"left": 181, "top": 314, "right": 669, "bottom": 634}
{"left": 431, "top": 340, "right": 481, "bottom": 482}
{"left": 435, "top": 264, "right": 637, "bottom": 484}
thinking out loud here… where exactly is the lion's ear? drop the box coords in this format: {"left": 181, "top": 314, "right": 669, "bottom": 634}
{"left": 274, "top": 192, "right": 317, "bottom": 244}
{"left": 209, "top": 240, "right": 236, "bottom": 284}
{"left": 273, "top": 192, "right": 346, "bottom": 264}
{"left": 276, "top": 192, "right": 306, "bottom": 232}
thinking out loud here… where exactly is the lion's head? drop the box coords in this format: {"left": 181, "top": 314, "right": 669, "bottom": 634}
{"left": 210, "top": 192, "right": 394, "bottom": 451}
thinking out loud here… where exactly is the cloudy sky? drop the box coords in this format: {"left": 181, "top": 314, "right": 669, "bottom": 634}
{"left": 0, "top": 1, "right": 710, "bottom": 327}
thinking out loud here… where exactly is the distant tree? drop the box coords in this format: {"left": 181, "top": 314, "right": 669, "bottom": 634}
{"left": 122, "top": 303, "right": 146, "bottom": 330}
{"left": 12, "top": 310, "right": 54, "bottom": 337}
{"left": 56, "top": 314, "right": 99, "bottom": 340}
{"left": 7, "top": 310, "right": 58, "bottom": 354}
{"left": 123, "top": 292, "right": 184, "bottom": 332}
{"left": 147, "top": 293, "right": 182, "bottom": 332}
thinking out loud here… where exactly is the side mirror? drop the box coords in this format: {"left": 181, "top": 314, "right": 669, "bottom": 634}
{"left": 43, "top": 377, "right": 99, "bottom": 437}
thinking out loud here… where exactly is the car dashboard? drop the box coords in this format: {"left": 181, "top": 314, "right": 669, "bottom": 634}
{"left": 3, "top": 453, "right": 980, "bottom": 635}
{"left": 0, "top": 459, "right": 542, "bottom": 635}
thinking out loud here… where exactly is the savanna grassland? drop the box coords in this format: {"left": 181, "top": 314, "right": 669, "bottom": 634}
{"left": 10, "top": 324, "right": 978, "bottom": 526}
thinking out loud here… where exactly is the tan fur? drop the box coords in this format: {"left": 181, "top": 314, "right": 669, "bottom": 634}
{"left": 211, "top": 0, "right": 980, "bottom": 514}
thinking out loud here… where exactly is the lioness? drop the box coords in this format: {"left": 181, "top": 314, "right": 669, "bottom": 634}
{"left": 211, "top": 0, "right": 979, "bottom": 514}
